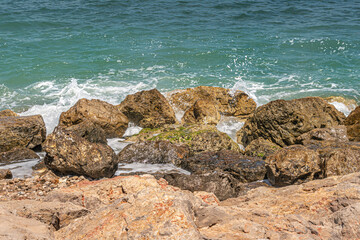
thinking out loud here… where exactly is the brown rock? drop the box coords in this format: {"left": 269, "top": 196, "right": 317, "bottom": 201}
{"left": 63, "top": 121, "right": 107, "bottom": 144}
{"left": 166, "top": 86, "right": 257, "bottom": 118}
{"left": 344, "top": 105, "right": 360, "bottom": 141}
{"left": 118, "top": 88, "right": 177, "bottom": 128}
{"left": 0, "top": 109, "right": 18, "bottom": 117}
{"left": 199, "top": 172, "right": 360, "bottom": 239}
{"left": 0, "top": 115, "right": 46, "bottom": 152}
{"left": 0, "top": 147, "right": 39, "bottom": 163}
{"left": 0, "top": 207, "right": 54, "bottom": 240}
{"left": 244, "top": 138, "right": 281, "bottom": 159}
{"left": 182, "top": 99, "right": 221, "bottom": 125}
{"left": 59, "top": 98, "right": 128, "bottom": 138}
{"left": 266, "top": 145, "right": 322, "bottom": 186}
{"left": 237, "top": 97, "right": 345, "bottom": 147}
{"left": 43, "top": 127, "right": 117, "bottom": 179}
{"left": 117, "top": 140, "right": 190, "bottom": 166}
{"left": 296, "top": 125, "right": 349, "bottom": 145}
{"left": 0, "top": 169, "right": 12, "bottom": 179}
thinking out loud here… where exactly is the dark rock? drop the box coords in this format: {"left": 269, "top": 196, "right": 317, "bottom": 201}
{"left": 166, "top": 86, "right": 257, "bottom": 118}
{"left": 59, "top": 98, "right": 128, "bottom": 138}
{"left": 0, "top": 147, "right": 39, "bottom": 163}
{"left": 0, "top": 115, "right": 46, "bottom": 152}
{"left": 117, "top": 140, "right": 190, "bottom": 166}
{"left": 344, "top": 105, "right": 360, "bottom": 141}
{"left": 182, "top": 99, "right": 221, "bottom": 125}
{"left": 0, "top": 169, "right": 12, "bottom": 179}
{"left": 43, "top": 127, "right": 117, "bottom": 179}
{"left": 237, "top": 97, "right": 345, "bottom": 147}
{"left": 118, "top": 88, "right": 177, "bottom": 128}
{"left": 244, "top": 138, "right": 281, "bottom": 159}
{"left": 181, "top": 150, "right": 266, "bottom": 183}
{"left": 64, "top": 121, "right": 107, "bottom": 144}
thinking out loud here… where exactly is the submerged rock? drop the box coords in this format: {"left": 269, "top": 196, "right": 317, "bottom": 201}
{"left": 182, "top": 99, "right": 221, "bottom": 125}
{"left": 59, "top": 98, "right": 128, "bottom": 138}
{"left": 344, "top": 105, "right": 360, "bottom": 141}
{"left": 43, "top": 127, "right": 117, "bottom": 179}
{"left": 0, "top": 115, "right": 46, "bottom": 152}
{"left": 118, "top": 88, "right": 177, "bottom": 128}
{"left": 0, "top": 147, "right": 39, "bottom": 163}
{"left": 117, "top": 140, "right": 190, "bottom": 166}
{"left": 166, "top": 86, "right": 256, "bottom": 118}
{"left": 237, "top": 97, "right": 345, "bottom": 147}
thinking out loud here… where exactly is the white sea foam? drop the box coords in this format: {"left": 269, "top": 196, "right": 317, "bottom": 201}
{"left": 107, "top": 138, "right": 132, "bottom": 154}
{"left": 216, "top": 116, "right": 245, "bottom": 142}
{"left": 0, "top": 158, "right": 40, "bottom": 178}
{"left": 123, "top": 123, "right": 143, "bottom": 138}
{"left": 115, "top": 163, "right": 190, "bottom": 176}
{"left": 329, "top": 102, "right": 356, "bottom": 117}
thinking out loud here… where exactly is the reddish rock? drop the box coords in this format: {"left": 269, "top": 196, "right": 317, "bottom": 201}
{"left": 118, "top": 88, "right": 177, "bottom": 128}
{"left": 59, "top": 98, "right": 128, "bottom": 138}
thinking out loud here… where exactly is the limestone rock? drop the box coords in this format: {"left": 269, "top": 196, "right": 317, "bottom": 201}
{"left": 43, "top": 127, "right": 117, "bottom": 179}
{"left": 344, "top": 105, "right": 360, "bottom": 141}
{"left": 198, "top": 172, "right": 360, "bottom": 240}
{"left": 266, "top": 145, "right": 322, "bottom": 186}
{"left": 244, "top": 138, "right": 281, "bottom": 159}
{"left": 0, "top": 169, "right": 12, "bottom": 179}
{"left": 0, "top": 207, "right": 54, "bottom": 240}
{"left": 237, "top": 97, "right": 345, "bottom": 147}
{"left": 0, "top": 147, "right": 39, "bottom": 163}
{"left": 182, "top": 99, "right": 221, "bottom": 125}
{"left": 0, "top": 115, "right": 46, "bottom": 152}
{"left": 0, "top": 109, "right": 18, "bottom": 117}
{"left": 118, "top": 88, "right": 177, "bottom": 128}
{"left": 117, "top": 140, "right": 190, "bottom": 166}
{"left": 166, "top": 86, "right": 256, "bottom": 118}
{"left": 59, "top": 98, "right": 128, "bottom": 138}
{"left": 181, "top": 150, "right": 266, "bottom": 183}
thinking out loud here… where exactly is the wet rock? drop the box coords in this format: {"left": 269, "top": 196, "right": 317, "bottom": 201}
{"left": 59, "top": 98, "right": 128, "bottom": 138}
{"left": 199, "top": 172, "right": 360, "bottom": 240}
{"left": 0, "top": 169, "right": 12, "bottom": 179}
{"left": 43, "top": 127, "right": 117, "bottom": 179}
{"left": 182, "top": 99, "right": 221, "bottom": 125}
{"left": 266, "top": 142, "right": 360, "bottom": 186}
{"left": 244, "top": 138, "right": 281, "bottom": 159}
{"left": 118, "top": 88, "right": 177, "bottom": 128}
{"left": 266, "top": 145, "right": 322, "bottom": 186}
{"left": 0, "top": 207, "right": 54, "bottom": 240}
{"left": 166, "top": 86, "right": 256, "bottom": 118}
{"left": 296, "top": 125, "right": 349, "bottom": 145}
{"left": 0, "top": 114, "right": 46, "bottom": 152}
{"left": 117, "top": 140, "right": 190, "bottom": 166}
{"left": 0, "top": 146, "right": 39, "bottom": 163}
{"left": 181, "top": 150, "right": 266, "bottom": 183}
{"left": 136, "top": 124, "right": 241, "bottom": 154}
{"left": 0, "top": 109, "right": 18, "bottom": 117}
{"left": 344, "top": 105, "right": 360, "bottom": 141}
{"left": 237, "top": 97, "right": 345, "bottom": 147}
{"left": 63, "top": 121, "right": 107, "bottom": 144}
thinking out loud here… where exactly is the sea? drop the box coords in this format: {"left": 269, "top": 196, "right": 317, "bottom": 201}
{"left": 1, "top": 0, "right": 360, "bottom": 177}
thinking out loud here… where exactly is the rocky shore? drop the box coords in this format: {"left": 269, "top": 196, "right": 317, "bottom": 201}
{"left": 0, "top": 86, "right": 359, "bottom": 239}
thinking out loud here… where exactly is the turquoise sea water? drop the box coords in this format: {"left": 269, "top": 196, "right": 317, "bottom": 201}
{"left": 1, "top": 0, "right": 360, "bottom": 132}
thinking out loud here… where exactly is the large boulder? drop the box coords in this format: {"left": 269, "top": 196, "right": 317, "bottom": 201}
{"left": 0, "top": 109, "right": 18, "bottom": 117}
{"left": 180, "top": 150, "right": 266, "bottom": 183}
{"left": 266, "top": 142, "right": 360, "bottom": 186}
{"left": 244, "top": 137, "right": 281, "bottom": 159}
{"left": 0, "top": 115, "right": 46, "bottom": 152}
{"left": 0, "top": 147, "right": 39, "bottom": 163}
{"left": 117, "top": 140, "right": 190, "bottom": 166}
{"left": 182, "top": 99, "right": 221, "bottom": 125}
{"left": 63, "top": 121, "right": 107, "bottom": 144}
{"left": 59, "top": 98, "right": 128, "bottom": 138}
{"left": 135, "top": 125, "right": 241, "bottom": 154}
{"left": 237, "top": 97, "right": 345, "bottom": 147}
{"left": 199, "top": 172, "right": 360, "bottom": 239}
{"left": 344, "top": 105, "right": 360, "bottom": 141}
{"left": 166, "top": 86, "right": 257, "bottom": 118}
{"left": 118, "top": 88, "right": 177, "bottom": 128}
{"left": 43, "top": 127, "right": 117, "bottom": 179}
{"left": 296, "top": 125, "right": 349, "bottom": 145}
